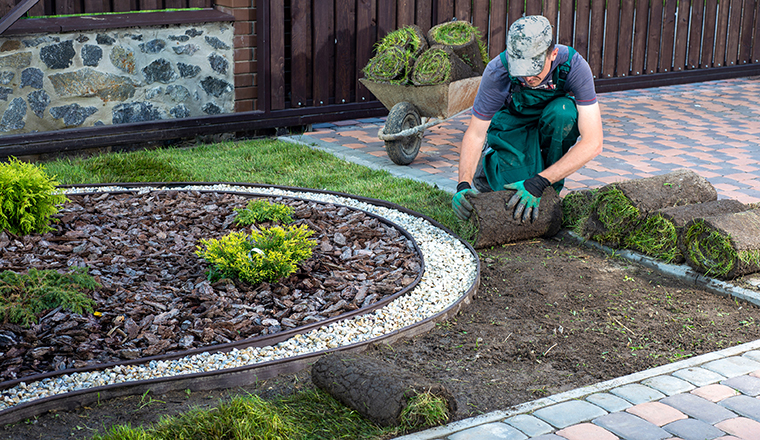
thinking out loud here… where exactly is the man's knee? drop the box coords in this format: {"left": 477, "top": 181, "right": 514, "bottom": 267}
{"left": 540, "top": 97, "right": 578, "bottom": 138}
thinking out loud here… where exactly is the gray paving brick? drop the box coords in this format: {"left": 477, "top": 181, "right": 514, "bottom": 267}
{"left": 672, "top": 367, "right": 726, "bottom": 387}
{"left": 641, "top": 375, "right": 696, "bottom": 396}
{"left": 592, "top": 412, "right": 670, "bottom": 440}
{"left": 532, "top": 400, "right": 608, "bottom": 429}
{"left": 528, "top": 436, "right": 565, "bottom": 440}
{"left": 610, "top": 383, "right": 666, "bottom": 405}
{"left": 702, "top": 356, "right": 760, "bottom": 378}
{"left": 448, "top": 422, "right": 527, "bottom": 440}
{"left": 504, "top": 414, "right": 553, "bottom": 437}
{"left": 659, "top": 393, "right": 736, "bottom": 424}
{"left": 721, "top": 375, "right": 760, "bottom": 396}
{"left": 662, "top": 418, "right": 725, "bottom": 440}
{"left": 719, "top": 395, "right": 760, "bottom": 421}
{"left": 586, "top": 393, "right": 633, "bottom": 412}
{"left": 742, "top": 350, "right": 760, "bottom": 363}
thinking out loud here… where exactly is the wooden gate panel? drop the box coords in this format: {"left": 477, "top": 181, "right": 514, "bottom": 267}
{"left": 336, "top": 0, "right": 356, "bottom": 105}
{"left": 714, "top": 0, "right": 730, "bottom": 66}
{"left": 355, "top": 0, "right": 376, "bottom": 102}
{"left": 645, "top": 0, "right": 663, "bottom": 73}
{"left": 471, "top": 0, "right": 489, "bottom": 48}
{"left": 398, "top": 0, "right": 415, "bottom": 27}
{"left": 588, "top": 0, "right": 606, "bottom": 77}
{"left": 673, "top": 0, "right": 690, "bottom": 72}
{"left": 631, "top": 0, "right": 648, "bottom": 75}
{"left": 312, "top": 2, "right": 334, "bottom": 106}
{"left": 290, "top": 0, "right": 311, "bottom": 107}
{"left": 455, "top": 0, "right": 471, "bottom": 22}
{"left": 574, "top": 0, "right": 591, "bottom": 60}
{"left": 269, "top": 0, "right": 285, "bottom": 110}
{"left": 726, "top": 0, "right": 743, "bottom": 66}
{"left": 416, "top": 0, "right": 433, "bottom": 33}
{"left": 489, "top": 1, "right": 506, "bottom": 59}
{"left": 616, "top": 0, "right": 635, "bottom": 77}
{"left": 687, "top": 0, "right": 705, "bottom": 70}
{"left": 602, "top": 0, "right": 620, "bottom": 78}
{"left": 739, "top": 0, "right": 756, "bottom": 64}
{"left": 557, "top": 0, "right": 573, "bottom": 46}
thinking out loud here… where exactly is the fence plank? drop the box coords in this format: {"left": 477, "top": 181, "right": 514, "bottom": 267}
{"left": 713, "top": 0, "right": 730, "bottom": 66}
{"left": 687, "top": 0, "right": 705, "bottom": 69}
{"left": 574, "top": 0, "right": 591, "bottom": 59}
{"left": 290, "top": 0, "right": 312, "bottom": 107}
{"left": 672, "top": 0, "right": 690, "bottom": 72}
{"left": 472, "top": 0, "right": 489, "bottom": 48}
{"left": 397, "top": 0, "right": 414, "bottom": 27}
{"left": 56, "top": 0, "right": 77, "bottom": 14}
{"left": 645, "top": 0, "right": 663, "bottom": 73}
{"left": 725, "top": 0, "right": 743, "bottom": 66}
{"left": 83, "top": 0, "right": 106, "bottom": 13}
{"left": 543, "top": 0, "right": 558, "bottom": 33}
{"left": 659, "top": 0, "right": 676, "bottom": 72}
{"left": 165, "top": 0, "right": 184, "bottom": 8}
{"left": 602, "top": 0, "right": 620, "bottom": 77}
{"left": 588, "top": 0, "right": 605, "bottom": 77}
{"left": 27, "top": 0, "right": 44, "bottom": 16}
{"left": 436, "top": 0, "right": 452, "bottom": 23}
{"left": 335, "top": 0, "right": 355, "bottom": 105}
{"left": 616, "top": 0, "right": 635, "bottom": 77}
{"left": 312, "top": 1, "right": 334, "bottom": 106}
{"left": 630, "top": 0, "right": 648, "bottom": 75}
{"left": 525, "top": 0, "right": 541, "bottom": 17}
{"left": 701, "top": 0, "right": 718, "bottom": 66}
{"left": 142, "top": 0, "right": 160, "bottom": 10}
{"left": 269, "top": 0, "right": 285, "bottom": 110}
{"left": 355, "top": 0, "right": 376, "bottom": 102}
{"left": 455, "top": 0, "right": 470, "bottom": 21}
{"left": 738, "top": 0, "right": 756, "bottom": 64}
{"left": 507, "top": 0, "right": 523, "bottom": 28}
{"left": 489, "top": 0, "right": 506, "bottom": 58}
{"left": 558, "top": 0, "right": 574, "bottom": 46}
{"left": 416, "top": 0, "right": 433, "bottom": 32}
{"left": 377, "top": 0, "right": 395, "bottom": 38}
{"left": 754, "top": 2, "right": 760, "bottom": 63}
{"left": 113, "top": 1, "right": 136, "bottom": 12}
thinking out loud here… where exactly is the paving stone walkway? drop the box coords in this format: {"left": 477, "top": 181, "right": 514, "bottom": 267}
{"left": 284, "top": 76, "right": 760, "bottom": 440}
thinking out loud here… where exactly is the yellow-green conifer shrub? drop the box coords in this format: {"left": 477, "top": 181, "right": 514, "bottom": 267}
{"left": 196, "top": 225, "right": 317, "bottom": 284}
{"left": 0, "top": 157, "right": 68, "bottom": 236}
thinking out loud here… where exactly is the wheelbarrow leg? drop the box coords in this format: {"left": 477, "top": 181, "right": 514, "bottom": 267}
{"left": 384, "top": 101, "right": 422, "bottom": 165}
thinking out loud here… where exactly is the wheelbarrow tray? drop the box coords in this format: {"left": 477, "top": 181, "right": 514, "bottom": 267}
{"left": 359, "top": 76, "right": 481, "bottom": 119}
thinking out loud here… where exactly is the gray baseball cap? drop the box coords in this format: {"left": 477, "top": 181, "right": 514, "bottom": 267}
{"left": 507, "top": 15, "right": 554, "bottom": 77}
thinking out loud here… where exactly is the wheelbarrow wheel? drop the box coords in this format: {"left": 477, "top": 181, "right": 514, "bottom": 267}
{"left": 384, "top": 101, "right": 422, "bottom": 165}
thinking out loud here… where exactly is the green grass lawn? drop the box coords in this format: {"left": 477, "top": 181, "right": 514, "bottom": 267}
{"left": 34, "top": 137, "right": 469, "bottom": 439}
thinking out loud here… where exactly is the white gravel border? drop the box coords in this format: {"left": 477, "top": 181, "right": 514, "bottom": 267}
{"left": 0, "top": 184, "right": 478, "bottom": 411}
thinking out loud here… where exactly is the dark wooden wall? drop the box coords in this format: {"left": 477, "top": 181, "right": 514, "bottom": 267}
{"left": 0, "top": 0, "right": 212, "bottom": 16}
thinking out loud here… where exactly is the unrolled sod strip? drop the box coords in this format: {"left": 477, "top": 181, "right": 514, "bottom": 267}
{"left": 625, "top": 199, "right": 749, "bottom": 264}
{"left": 466, "top": 187, "right": 562, "bottom": 249}
{"left": 683, "top": 209, "right": 760, "bottom": 279}
{"left": 578, "top": 169, "right": 718, "bottom": 247}
{"left": 562, "top": 189, "right": 596, "bottom": 229}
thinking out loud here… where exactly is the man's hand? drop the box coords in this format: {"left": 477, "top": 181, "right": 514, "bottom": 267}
{"left": 452, "top": 182, "right": 477, "bottom": 220}
{"left": 504, "top": 175, "right": 551, "bottom": 223}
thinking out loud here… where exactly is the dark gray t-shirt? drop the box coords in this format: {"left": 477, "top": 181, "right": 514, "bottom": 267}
{"left": 472, "top": 45, "right": 597, "bottom": 121}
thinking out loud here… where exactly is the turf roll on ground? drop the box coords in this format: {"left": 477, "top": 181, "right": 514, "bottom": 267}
{"left": 625, "top": 199, "right": 749, "bottom": 264}
{"left": 311, "top": 353, "right": 456, "bottom": 428}
{"left": 427, "top": 20, "right": 487, "bottom": 75}
{"left": 578, "top": 169, "right": 717, "bottom": 247}
{"left": 683, "top": 208, "right": 760, "bottom": 279}
{"left": 561, "top": 189, "right": 596, "bottom": 229}
{"left": 411, "top": 44, "right": 474, "bottom": 86}
{"left": 466, "top": 187, "right": 562, "bottom": 249}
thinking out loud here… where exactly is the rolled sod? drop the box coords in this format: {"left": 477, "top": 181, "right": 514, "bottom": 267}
{"left": 578, "top": 169, "right": 717, "bottom": 247}
{"left": 411, "top": 44, "right": 474, "bottom": 86}
{"left": 363, "top": 25, "right": 428, "bottom": 84}
{"left": 562, "top": 189, "right": 596, "bottom": 229}
{"left": 363, "top": 45, "right": 412, "bottom": 84}
{"left": 311, "top": 353, "right": 456, "bottom": 428}
{"left": 427, "top": 21, "right": 487, "bottom": 74}
{"left": 625, "top": 199, "right": 749, "bottom": 264}
{"left": 466, "top": 187, "right": 562, "bottom": 249}
{"left": 683, "top": 208, "right": 760, "bottom": 279}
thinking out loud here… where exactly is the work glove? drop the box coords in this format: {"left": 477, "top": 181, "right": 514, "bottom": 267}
{"left": 504, "top": 175, "right": 551, "bottom": 223}
{"left": 452, "top": 182, "right": 478, "bottom": 221}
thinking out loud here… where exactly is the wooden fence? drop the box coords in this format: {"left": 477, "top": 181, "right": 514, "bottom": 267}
{"left": 262, "top": 0, "right": 760, "bottom": 114}
{"left": 0, "top": 0, "right": 211, "bottom": 17}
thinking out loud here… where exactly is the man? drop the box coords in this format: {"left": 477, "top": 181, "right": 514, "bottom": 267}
{"left": 452, "top": 15, "right": 603, "bottom": 223}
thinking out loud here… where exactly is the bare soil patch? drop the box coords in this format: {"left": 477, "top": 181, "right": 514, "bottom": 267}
{"left": 4, "top": 192, "right": 760, "bottom": 440}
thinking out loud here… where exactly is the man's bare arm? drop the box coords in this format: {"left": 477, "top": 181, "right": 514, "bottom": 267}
{"left": 458, "top": 116, "right": 492, "bottom": 184}
{"left": 538, "top": 102, "right": 603, "bottom": 184}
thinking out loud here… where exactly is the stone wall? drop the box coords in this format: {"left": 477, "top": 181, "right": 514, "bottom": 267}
{"left": 0, "top": 20, "right": 235, "bottom": 135}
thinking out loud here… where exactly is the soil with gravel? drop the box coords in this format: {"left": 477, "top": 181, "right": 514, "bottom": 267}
{"left": 4, "top": 192, "right": 760, "bottom": 440}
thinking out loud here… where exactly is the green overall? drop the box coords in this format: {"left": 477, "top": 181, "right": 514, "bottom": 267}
{"left": 483, "top": 47, "right": 580, "bottom": 193}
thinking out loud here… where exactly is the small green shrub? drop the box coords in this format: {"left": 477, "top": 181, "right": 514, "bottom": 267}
{"left": 0, "top": 157, "right": 68, "bottom": 236}
{"left": 0, "top": 267, "right": 99, "bottom": 327}
{"left": 196, "top": 225, "right": 317, "bottom": 284}
{"left": 235, "top": 199, "right": 294, "bottom": 226}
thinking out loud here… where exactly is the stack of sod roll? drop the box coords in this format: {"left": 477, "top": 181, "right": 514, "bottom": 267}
{"left": 363, "top": 20, "right": 488, "bottom": 86}
{"left": 564, "top": 169, "right": 760, "bottom": 279}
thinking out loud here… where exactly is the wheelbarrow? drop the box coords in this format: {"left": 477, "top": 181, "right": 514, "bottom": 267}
{"left": 359, "top": 76, "right": 482, "bottom": 165}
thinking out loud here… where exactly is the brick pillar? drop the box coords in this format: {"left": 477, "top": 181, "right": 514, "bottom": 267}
{"left": 215, "top": 0, "right": 257, "bottom": 112}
